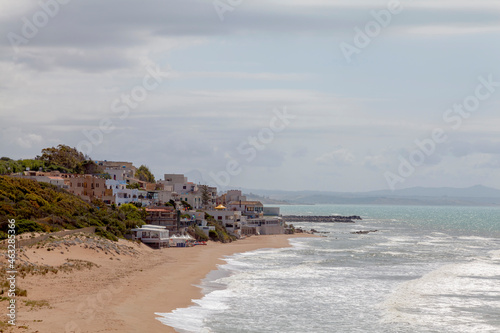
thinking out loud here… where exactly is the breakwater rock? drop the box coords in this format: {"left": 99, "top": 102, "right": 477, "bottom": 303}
{"left": 283, "top": 215, "right": 362, "bottom": 223}
{"left": 351, "top": 230, "right": 378, "bottom": 235}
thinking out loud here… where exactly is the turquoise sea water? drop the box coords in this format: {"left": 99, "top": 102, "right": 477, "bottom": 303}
{"left": 157, "top": 205, "right": 500, "bottom": 332}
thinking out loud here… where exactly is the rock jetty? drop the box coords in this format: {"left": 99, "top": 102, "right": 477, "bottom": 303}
{"left": 351, "top": 230, "right": 378, "bottom": 234}
{"left": 283, "top": 215, "right": 362, "bottom": 223}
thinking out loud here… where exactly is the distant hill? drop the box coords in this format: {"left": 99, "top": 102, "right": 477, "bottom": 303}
{"left": 238, "top": 185, "right": 500, "bottom": 206}
{"left": 0, "top": 176, "right": 145, "bottom": 240}
{"left": 244, "top": 192, "right": 290, "bottom": 205}
{"left": 364, "top": 185, "right": 500, "bottom": 199}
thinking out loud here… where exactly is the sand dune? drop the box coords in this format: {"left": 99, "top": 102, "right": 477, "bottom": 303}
{"left": 1, "top": 233, "right": 313, "bottom": 333}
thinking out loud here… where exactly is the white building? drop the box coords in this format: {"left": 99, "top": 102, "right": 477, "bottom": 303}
{"left": 226, "top": 190, "right": 247, "bottom": 203}
{"left": 206, "top": 209, "right": 244, "bottom": 238}
{"left": 96, "top": 161, "right": 136, "bottom": 181}
{"left": 14, "top": 171, "right": 69, "bottom": 190}
{"left": 106, "top": 179, "right": 152, "bottom": 206}
{"left": 196, "top": 219, "right": 216, "bottom": 237}
{"left": 244, "top": 217, "right": 284, "bottom": 235}
{"left": 227, "top": 200, "right": 264, "bottom": 218}
{"left": 160, "top": 174, "right": 195, "bottom": 194}
{"left": 131, "top": 225, "right": 169, "bottom": 248}
{"left": 263, "top": 206, "right": 281, "bottom": 216}
{"left": 179, "top": 192, "right": 203, "bottom": 209}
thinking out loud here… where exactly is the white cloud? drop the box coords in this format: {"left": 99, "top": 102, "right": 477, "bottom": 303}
{"left": 405, "top": 25, "right": 500, "bottom": 36}
{"left": 17, "top": 133, "right": 42, "bottom": 149}
{"left": 316, "top": 147, "right": 355, "bottom": 166}
{"left": 170, "top": 71, "right": 312, "bottom": 81}
{"left": 1, "top": 127, "right": 43, "bottom": 150}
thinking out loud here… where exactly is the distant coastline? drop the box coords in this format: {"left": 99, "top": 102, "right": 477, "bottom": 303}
{"left": 243, "top": 185, "right": 500, "bottom": 207}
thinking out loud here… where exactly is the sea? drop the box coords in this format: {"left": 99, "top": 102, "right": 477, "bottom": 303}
{"left": 156, "top": 204, "right": 500, "bottom": 333}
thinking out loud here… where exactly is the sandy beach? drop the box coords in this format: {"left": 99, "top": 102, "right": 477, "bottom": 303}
{"left": 1, "top": 233, "right": 314, "bottom": 333}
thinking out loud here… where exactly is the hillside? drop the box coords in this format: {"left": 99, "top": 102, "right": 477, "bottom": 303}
{"left": 240, "top": 185, "right": 500, "bottom": 206}
{"left": 244, "top": 192, "right": 290, "bottom": 205}
{"left": 0, "top": 176, "right": 145, "bottom": 240}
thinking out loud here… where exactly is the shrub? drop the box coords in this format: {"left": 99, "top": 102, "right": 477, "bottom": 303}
{"left": 15, "top": 220, "right": 48, "bottom": 234}
{"left": 208, "top": 230, "right": 218, "bottom": 240}
{"left": 95, "top": 227, "right": 118, "bottom": 242}
{"left": 188, "top": 225, "right": 209, "bottom": 241}
{"left": 0, "top": 176, "right": 147, "bottom": 240}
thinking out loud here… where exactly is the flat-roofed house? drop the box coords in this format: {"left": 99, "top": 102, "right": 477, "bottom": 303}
{"left": 227, "top": 200, "right": 264, "bottom": 218}
{"left": 131, "top": 225, "right": 169, "bottom": 248}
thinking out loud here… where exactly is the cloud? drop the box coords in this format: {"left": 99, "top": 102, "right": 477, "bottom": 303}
{"left": 17, "top": 133, "right": 43, "bottom": 149}
{"left": 448, "top": 140, "right": 500, "bottom": 158}
{"left": 170, "top": 71, "right": 312, "bottom": 81}
{"left": 363, "top": 154, "right": 389, "bottom": 171}
{"left": 316, "top": 147, "right": 355, "bottom": 166}
{"left": 477, "top": 156, "right": 500, "bottom": 169}
{"left": 1, "top": 127, "right": 43, "bottom": 150}
{"left": 291, "top": 146, "right": 308, "bottom": 158}
{"left": 1, "top": 0, "right": 499, "bottom": 191}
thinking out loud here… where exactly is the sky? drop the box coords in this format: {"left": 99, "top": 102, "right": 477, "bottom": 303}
{"left": 1, "top": 0, "right": 500, "bottom": 192}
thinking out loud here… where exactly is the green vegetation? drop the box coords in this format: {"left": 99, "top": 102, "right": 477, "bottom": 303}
{"left": 0, "top": 319, "right": 10, "bottom": 331}
{"left": 200, "top": 185, "right": 210, "bottom": 208}
{"left": 0, "top": 176, "right": 146, "bottom": 240}
{"left": 0, "top": 280, "right": 27, "bottom": 297}
{"left": 0, "top": 145, "right": 103, "bottom": 175}
{"left": 208, "top": 229, "right": 218, "bottom": 240}
{"left": 207, "top": 221, "right": 235, "bottom": 243}
{"left": 187, "top": 225, "right": 209, "bottom": 241}
{"left": 0, "top": 157, "right": 46, "bottom": 174}
{"left": 126, "top": 182, "right": 141, "bottom": 189}
{"left": 135, "top": 165, "right": 155, "bottom": 183}
{"left": 181, "top": 200, "right": 193, "bottom": 210}
{"left": 24, "top": 299, "right": 51, "bottom": 310}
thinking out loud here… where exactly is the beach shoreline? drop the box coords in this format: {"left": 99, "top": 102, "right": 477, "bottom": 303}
{"left": 2, "top": 233, "right": 315, "bottom": 333}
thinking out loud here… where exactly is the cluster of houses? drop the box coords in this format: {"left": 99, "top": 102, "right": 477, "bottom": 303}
{"left": 14, "top": 160, "right": 285, "bottom": 248}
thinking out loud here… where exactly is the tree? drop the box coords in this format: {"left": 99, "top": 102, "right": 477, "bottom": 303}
{"left": 181, "top": 200, "right": 192, "bottom": 210}
{"left": 135, "top": 165, "right": 155, "bottom": 183}
{"left": 36, "top": 144, "right": 104, "bottom": 174}
{"left": 126, "top": 182, "right": 141, "bottom": 189}
{"left": 77, "top": 160, "right": 104, "bottom": 175}
{"left": 168, "top": 199, "right": 177, "bottom": 209}
{"left": 37, "top": 145, "right": 86, "bottom": 171}
{"left": 200, "top": 185, "right": 210, "bottom": 209}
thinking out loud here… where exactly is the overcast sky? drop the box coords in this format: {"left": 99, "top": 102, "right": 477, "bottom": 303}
{"left": 1, "top": 0, "right": 499, "bottom": 192}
